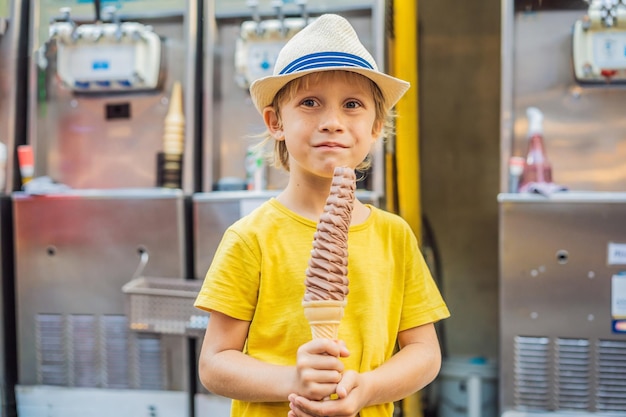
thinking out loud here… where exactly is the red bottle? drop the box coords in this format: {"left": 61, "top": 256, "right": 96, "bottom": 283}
{"left": 520, "top": 107, "right": 552, "bottom": 188}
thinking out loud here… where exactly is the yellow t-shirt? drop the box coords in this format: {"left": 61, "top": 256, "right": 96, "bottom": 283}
{"left": 195, "top": 198, "right": 450, "bottom": 417}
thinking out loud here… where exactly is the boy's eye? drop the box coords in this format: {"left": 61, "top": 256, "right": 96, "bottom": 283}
{"left": 301, "top": 98, "right": 317, "bottom": 107}
{"left": 345, "top": 100, "right": 362, "bottom": 109}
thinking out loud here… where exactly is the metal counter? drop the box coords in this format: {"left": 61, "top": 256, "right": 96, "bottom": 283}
{"left": 192, "top": 191, "right": 279, "bottom": 279}
{"left": 13, "top": 188, "right": 189, "bottom": 394}
{"left": 499, "top": 192, "right": 626, "bottom": 414}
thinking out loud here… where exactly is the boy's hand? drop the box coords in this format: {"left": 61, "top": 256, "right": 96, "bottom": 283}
{"left": 288, "top": 369, "right": 365, "bottom": 417}
{"left": 293, "top": 339, "right": 350, "bottom": 401}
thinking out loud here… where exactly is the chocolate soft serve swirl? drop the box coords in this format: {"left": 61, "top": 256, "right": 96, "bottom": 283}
{"left": 304, "top": 167, "right": 356, "bottom": 302}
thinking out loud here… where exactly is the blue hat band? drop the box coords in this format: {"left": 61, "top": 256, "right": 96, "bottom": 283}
{"left": 279, "top": 51, "right": 374, "bottom": 75}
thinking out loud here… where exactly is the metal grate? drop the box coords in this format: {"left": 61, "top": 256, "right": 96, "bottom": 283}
{"left": 36, "top": 314, "right": 67, "bottom": 386}
{"left": 69, "top": 314, "right": 98, "bottom": 387}
{"left": 35, "top": 313, "right": 165, "bottom": 389}
{"left": 555, "top": 338, "right": 590, "bottom": 411}
{"left": 134, "top": 333, "right": 165, "bottom": 390}
{"left": 513, "top": 336, "right": 626, "bottom": 413}
{"left": 514, "top": 336, "right": 550, "bottom": 409}
{"left": 101, "top": 315, "right": 130, "bottom": 389}
{"left": 596, "top": 339, "right": 626, "bottom": 412}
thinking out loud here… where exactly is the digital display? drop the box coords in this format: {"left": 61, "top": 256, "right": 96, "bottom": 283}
{"left": 64, "top": 43, "right": 135, "bottom": 80}
{"left": 92, "top": 60, "right": 110, "bottom": 71}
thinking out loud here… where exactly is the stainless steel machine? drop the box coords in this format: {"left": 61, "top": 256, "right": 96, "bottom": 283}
{"left": 27, "top": 0, "right": 200, "bottom": 192}
{"left": 13, "top": 189, "right": 192, "bottom": 415}
{"left": 202, "top": 0, "right": 387, "bottom": 196}
{"left": 1, "top": 1, "right": 27, "bottom": 416}
{"left": 500, "top": 1, "right": 626, "bottom": 416}
{"left": 14, "top": 1, "right": 201, "bottom": 416}
{"left": 193, "top": 2, "right": 387, "bottom": 412}
{"left": 8, "top": 1, "right": 390, "bottom": 416}
{"left": 499, "top": 193, "right": 626, "bottom": 415}
{"left": 0, "top": 0, "right": 22, "bottom": 195}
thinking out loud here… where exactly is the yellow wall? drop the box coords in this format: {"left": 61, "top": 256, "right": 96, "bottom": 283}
{"left": 392, "top": 0, "right": 421, "bottom": 243}
{"left": 392, "top": 2, "right": 423, "bottom": 416}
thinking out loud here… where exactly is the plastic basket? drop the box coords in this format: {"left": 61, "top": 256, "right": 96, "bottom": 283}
{"left": 122, "top": 277, "right": 209, "bottom": 336}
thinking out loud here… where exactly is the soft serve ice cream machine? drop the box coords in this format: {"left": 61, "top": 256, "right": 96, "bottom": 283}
{"left": 573, "top": 0, "right": 626, "bottom": 83}
{"left": 234, "top": 0, "right": 310, "bottom": 89}
{"left": 500, "top": 1, "right": 626, "bottom": 416}
{"left": 28, "top": 0, "right": 196, "bottom": 190}
{"left": 11, "top": 1, "right": 384, "bottom": 417}
{"left": 48, "top": 6, "right": 161, "bottom": 93}
{"left": 203, "top": 0, "right": 384, "bottom": 195}
{"left": 14, "top": 1, "right": 200, "bottom": 416}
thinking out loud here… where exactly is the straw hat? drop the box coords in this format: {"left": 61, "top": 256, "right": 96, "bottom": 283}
{"left": 249, "top": 14, "right": 410, "bottom": 114}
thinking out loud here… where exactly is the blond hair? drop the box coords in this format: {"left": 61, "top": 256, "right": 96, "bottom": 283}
{"left": 258, "top": 71, "right": 395, "bottom": 172}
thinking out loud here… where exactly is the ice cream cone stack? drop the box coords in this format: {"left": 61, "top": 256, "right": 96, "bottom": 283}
{"left": 163, "top": 81, "right": 185, "bottom": 155}
{"left": 302, "top": 300, "right": 347, "bottom": 339}
{"left": 159, "top": 81, "right": 185, "bottom": 188}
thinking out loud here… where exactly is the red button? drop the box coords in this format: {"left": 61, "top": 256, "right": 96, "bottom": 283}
{"left": 601, "top": 69, "right": 618, "bottom": 78}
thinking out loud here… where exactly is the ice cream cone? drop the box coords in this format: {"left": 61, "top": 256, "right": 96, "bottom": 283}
{"left": 302, "top": 300, "right": 346, "bottom": 339}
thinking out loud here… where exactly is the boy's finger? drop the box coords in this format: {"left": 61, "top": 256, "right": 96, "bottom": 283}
{"left": 337, "top": 340, "right": 350, "bottom": 357}
{"left": 336, "top": 370, "right": 358, "bottom": 398}
{"left": 305, "top": 338, "right": 344, "bottom": 357}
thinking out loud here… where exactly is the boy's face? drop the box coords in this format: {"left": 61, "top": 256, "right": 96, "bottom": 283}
{"left": 264, "top": 71, "right": 382, "bottom": 179}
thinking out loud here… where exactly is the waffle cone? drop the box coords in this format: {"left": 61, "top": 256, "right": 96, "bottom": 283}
{"left": 302, "top": 300, "right": 346, "bottom": 339}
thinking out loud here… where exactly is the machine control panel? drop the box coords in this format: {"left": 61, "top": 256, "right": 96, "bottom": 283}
{"left": 234, "top": 0, "right": 311, "bottom": 88}
{"left": 573, "top": 0, "right": 626, "bottom": 83}
{"left": 48, "top": 8, "right": 161, "bottom": 92}
{"left": 235, "top": 17, "right": 310, "bottom": 88}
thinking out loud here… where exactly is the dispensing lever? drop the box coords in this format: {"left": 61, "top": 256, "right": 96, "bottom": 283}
{"left": 102, "top": 6, "right": 122, "bottom": 41}
{"left": 247, "top": 0, "right": 263, "bottom": 36}
{"left": 272, "top": 0, "right": 286, "bottom": 36}
{"left": 94, "top": 0, "right": 102, "bottom": 23}
{"left": 297, "top": 0, "right": 309, "bottom": 23}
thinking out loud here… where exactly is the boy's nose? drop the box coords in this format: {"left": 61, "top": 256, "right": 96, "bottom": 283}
{"left": 319, "top": 108, "right": 345, "bottom": 132}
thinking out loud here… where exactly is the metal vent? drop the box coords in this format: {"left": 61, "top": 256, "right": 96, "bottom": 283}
{"left": 36, "top": 313, "right": 165, "bottom": 390}
{"left": 555, "top": 338, "right": 590, "bottom": 410}
{"left": 514, "top": 336, "right": 550, "bottom": 409}
{"left": 36, "top": 314, "right": 67, "bottom": 386}
{"left": 69, "top": 314, "right": 98, "bottom": 387}
{"left": 101, "top": 315, "right": 130, "bottom": 389}
{"left": 135, "top": 333, "right": 165, "bottom": 390}
{"left": 596, "top": 339, "right": 626, "bottom": 412}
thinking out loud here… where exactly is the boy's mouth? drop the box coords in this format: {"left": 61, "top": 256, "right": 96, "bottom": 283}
{"left": 315, "top": 141, "right": 347, "bottom": 148}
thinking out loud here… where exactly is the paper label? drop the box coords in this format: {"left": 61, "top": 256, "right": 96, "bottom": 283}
{"left": 593, "top": 32, "right": 626, "bottom": 69}
{"left": 612, "top": 272, "right": 626, "bottom": 333}
{"left": 608, "top": 242, "right": 626, "bottom": 265}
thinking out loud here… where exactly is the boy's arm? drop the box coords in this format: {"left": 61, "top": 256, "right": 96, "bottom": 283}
{"left": 356, "top": 322, "right": 442, "bottom": 404}
{"left": 198, "top": 310, "right": 293, "bottom": 401}
{"left": 199, "top": 310, "right": 346, "bottom": 402}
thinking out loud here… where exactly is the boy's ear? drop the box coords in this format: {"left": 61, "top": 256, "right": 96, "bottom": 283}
{"left": 371, "top": 120, "right": 384, "bottom": 142}
{"left": 263, "top": 107, "right": 284, "bottom": 140}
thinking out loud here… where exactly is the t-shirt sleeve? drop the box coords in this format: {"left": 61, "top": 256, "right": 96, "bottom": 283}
{"left": 194, "top": 227, "right": 260, "bottom": 321}
{"left": 399, "top": 225, "right": 450, "bottom": 331}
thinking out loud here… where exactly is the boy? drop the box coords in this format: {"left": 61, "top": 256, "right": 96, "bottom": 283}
{"left": 195, "top": 14, "right": 450, "bottom": 417}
